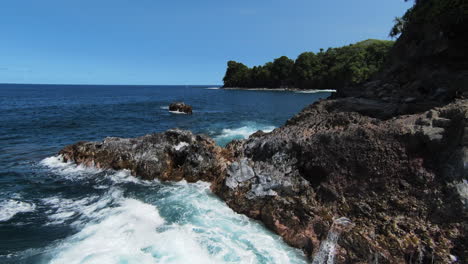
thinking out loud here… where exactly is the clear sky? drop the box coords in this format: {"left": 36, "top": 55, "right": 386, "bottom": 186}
{"left": 0, "top": 0, "right": 413, "bottom": 85}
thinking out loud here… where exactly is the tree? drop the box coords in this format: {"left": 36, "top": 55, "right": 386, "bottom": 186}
{"left": 222, "top": 40, "right": 394, "bottom": 91}
{"left": 223, "top": 61, "right": 250, "bottom": 87}
{"left": 271, "top": 56, "right": 294, "bottom": 87}
{"left": 292, "top": 52, "right": 320, "bottom": 89}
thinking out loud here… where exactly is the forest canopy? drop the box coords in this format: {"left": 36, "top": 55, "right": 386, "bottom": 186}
{"left": 223, "top": 39, "right": 394, "bottom": 90}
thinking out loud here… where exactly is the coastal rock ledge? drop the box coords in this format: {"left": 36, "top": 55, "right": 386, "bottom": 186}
{"left": 59, "top": 98, "right": 468, "bottom": 263}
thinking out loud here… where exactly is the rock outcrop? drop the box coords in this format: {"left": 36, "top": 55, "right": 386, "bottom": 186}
{"left": 60, "top": 129, "right": 230, "bottom": 182}
{"left": 58, "top": 1, "right": 468, "bottom": 263}
{"left": 169, "top": 102, "right": 193, "bottom": 114}
{"left": 59, "top": 99, "right": 468, "bottom": 263}
{"left": 219, "top": 98, "right": 468, "bottom": 263}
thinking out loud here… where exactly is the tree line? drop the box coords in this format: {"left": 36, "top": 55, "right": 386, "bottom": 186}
{"left": 222, "top": 39, "right": 394, "bottom": 90}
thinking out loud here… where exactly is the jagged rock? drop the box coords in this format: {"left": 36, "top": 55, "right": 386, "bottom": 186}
{"left": 225, "top": 158, "right": 255, "bottom": 189}
{"left": 169, "top": 102, "right": 193, "bottom": 114}
{"left": 217, "top": 99, "right": 468, "bottom": 263}
{"left": 59, "top": 129, "right": 230, "bottom": 182}
{"left": 59, "top": 98, "right": 468, "bottom": 263}
{"left": 58, "top": 99, "right": 468, "bottom": 263}
{"left": 56, "top": 1, "right": 468, "bottom": 261}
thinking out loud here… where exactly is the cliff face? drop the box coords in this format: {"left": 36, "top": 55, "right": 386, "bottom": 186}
{"left": 337, "top": 0, "right": 468, "bottom": 112}
{"left": 58, "top": 1, "right": 468, "bottom": 263}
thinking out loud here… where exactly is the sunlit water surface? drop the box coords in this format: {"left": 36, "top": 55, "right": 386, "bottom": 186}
{"left": 0, "top": 84, "right": 329, "bottom": 263}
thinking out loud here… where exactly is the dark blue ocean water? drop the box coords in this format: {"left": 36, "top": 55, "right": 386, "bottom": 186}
{"left": 0, "top": 84, "right": 329, "bottom": 264}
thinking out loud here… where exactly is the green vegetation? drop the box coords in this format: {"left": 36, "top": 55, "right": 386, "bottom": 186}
{"left": 390, "top": 0, "right": 467, "bottom": 38}
{"left": 223, "top": 39, "right": 394, "bottom": 90}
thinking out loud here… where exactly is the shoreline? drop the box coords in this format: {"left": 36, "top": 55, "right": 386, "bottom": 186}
{"left": 58, "top": 98, "right": 468, "bottom": 262}
{"left": 221, "top": 87, "right": 337, "bottom": 93}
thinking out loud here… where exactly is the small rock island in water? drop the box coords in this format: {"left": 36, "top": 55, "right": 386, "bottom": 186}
{"left": 58, "top": 0, "right": 468, "bottom": 263}
{"left": 169, "top": 102, "right": 193, "bottom": 114}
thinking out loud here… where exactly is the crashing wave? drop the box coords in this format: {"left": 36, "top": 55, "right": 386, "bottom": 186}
{"left": 0, "top": 199, "right": 36, "bottom": 222}
{"left": 214, "top": 123, "right": 275, "bottom": 146}
{"left": 40, "top": 156, "right": 306, "bottom": 264}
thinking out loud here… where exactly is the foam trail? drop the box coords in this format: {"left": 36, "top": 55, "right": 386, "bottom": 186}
{"left": 456, "top": 179, "right": 468, "bottom": 208}
{"left": 205, "top": 87, "right": 220, "bottom": 90}
{"left": 169, "top": 110, "right": 188, "bottom": 114}
{"left": 50, "top": 196, "right": 168, "bottom": 264}
{"left": 312, "top": 217, "right": 353, "bottom": 264}
{"left": 0, "top": 199, "right": 36, "bottom": 222}
{"left": 160, "top": 106, "right": 169, "bottom": 110}
{"left": 40, "top": 155, "right": 102, "bottom": 179}
{"left": 41, "top": 157, "right": 306, "bottom": 264}
{"left": 45, "top": 182, "right": 307, "bottom": 264}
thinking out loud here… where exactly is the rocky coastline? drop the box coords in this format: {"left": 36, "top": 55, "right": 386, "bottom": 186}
{"left": 60, "top": 98, "right": 467, "bottom": 263}
{"left": 58, "top": 1, "right": 467, "bottom": 263}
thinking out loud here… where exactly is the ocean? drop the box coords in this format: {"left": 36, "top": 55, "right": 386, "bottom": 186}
{"left": 0, "top": 84, "right": 330, "bottom": 264}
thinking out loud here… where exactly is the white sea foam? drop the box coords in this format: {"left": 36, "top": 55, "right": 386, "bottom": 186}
{"left": 312, "top": 217, "right": 353, "bottom": 264}
{"left": 46, "top": 181, "right": 306, "bottom": 264}
{"left": 107, "top": 169, "right": 151, "bottom": 185}
{"left": 174, "top": 141, "right": 189, "bottom": 151}
{"left": 41, "top": 156, "right": 149, "bottom": 186}
{"left": 214, "top": 124, "right": 275, "bottom": 146}
{"left": 169, "top": 110, "right": 188, "bottom": 114}
{"left": 294, "top": 89, "right": 336, "bottom": 94}
{"left": 223, "top": 87, "right": 291, "bottom": 91}
{"left": 205, "top": 87, "right": 220, "bottom": 90}
{"left": 41, "top": 191, "right": 115, "bottom": 226}
{"left": 40, "top": 152, "right": 305, "bottom": 263}
{"left": 456, "top": 179, "right": 468, "bottom": 207}
{"left": 160, "top": 106, "right": 169, "bottom": 110}
{"left": 157, "top": 181, "right": 306, "bottom": 263}
{"left": 40, "top": 155, "right": 102, "bottom": 179}
{"left": 0, "top": 199, "right": 36, "bottom": 222}
{"left": 50, "top": 197, "right": 167, "bottom": 264}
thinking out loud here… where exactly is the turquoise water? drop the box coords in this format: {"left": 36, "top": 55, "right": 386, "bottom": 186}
{"left": 0, "top": 84, "right": 329, "bottom": 263}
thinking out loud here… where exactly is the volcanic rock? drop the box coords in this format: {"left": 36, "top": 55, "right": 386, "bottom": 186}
{"left": 59, "top": 129, "right": 230, "bottom": 182}
{"left": 59, "top": 99, "right": 468, "bottom": 263}
{"left": 56, "top": 1, "right": 468, "bottom": 262}
{"left": 169, "top": 102, "right": 193, "bottom": 114}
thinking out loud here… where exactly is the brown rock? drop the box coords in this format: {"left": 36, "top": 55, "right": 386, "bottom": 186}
{"left": 169, "top": 102, "right": 193, "bottom": 114}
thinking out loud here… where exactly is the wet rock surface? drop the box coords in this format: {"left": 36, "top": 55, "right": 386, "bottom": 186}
{"left": 219, "top": 99, "right": 468, "bottom": 263}
{"left": 60, "top": 99, "right": 467, "bottom": 263}
{"left": 58, "top": 1, "right": 468, "bottom": 262}
{"left": 169, "top": 102, "right": 193, "bottom": 114}
{"left": 60, "top": 129, "right": 230, "bottom": 182}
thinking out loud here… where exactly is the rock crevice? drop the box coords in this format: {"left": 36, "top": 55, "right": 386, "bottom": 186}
{"left": 60, "top": 99, "right": 468, "bottom": 263}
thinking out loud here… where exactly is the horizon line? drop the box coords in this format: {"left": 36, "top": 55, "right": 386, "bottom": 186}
{"left": 0, "top": 82, "right": 222, "bottom": 87}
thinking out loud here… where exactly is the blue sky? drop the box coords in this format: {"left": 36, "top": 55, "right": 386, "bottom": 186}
{"left": 0, "top": 0, "right": 412, "bottom": 85}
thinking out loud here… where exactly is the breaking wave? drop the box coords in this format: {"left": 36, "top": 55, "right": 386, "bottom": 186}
{"left": 38, "top": 157, "right": 307, "bottom": 264}
{"left": 214, "top": 123, "right": 275, "bottom": 146}
{"left": 0, "top": 199, "right": 36, "bottom": 222}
